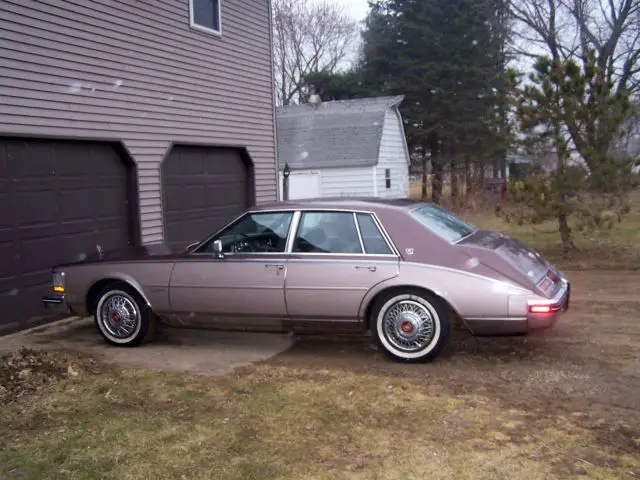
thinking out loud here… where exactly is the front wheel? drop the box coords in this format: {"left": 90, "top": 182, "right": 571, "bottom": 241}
{"left": 371, "top": 289, "right": 451, "bottom": 363}
{"left": 94, "top": 284, "right": 154, "bottom": 347}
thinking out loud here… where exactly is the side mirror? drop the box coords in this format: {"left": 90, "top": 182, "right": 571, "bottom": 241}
{"left": 213, "top": 240, "right": 224, "bottom": 256}
{"left": 186, "top": 241, "right": 199, "bottom": 253}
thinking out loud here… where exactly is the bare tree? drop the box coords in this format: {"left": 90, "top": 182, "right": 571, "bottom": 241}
{"left": 272, "top": 0, "right": 359, "bottom": 106}
{"left": 509, "top": 0, "right": 640, "bottom": 171}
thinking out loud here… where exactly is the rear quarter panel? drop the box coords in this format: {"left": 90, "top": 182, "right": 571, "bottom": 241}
{"left": 62, "top": 261, "right": 175, "bottom": 316}
{"left": 358, "top": 262, "right": 532, "bottom": 322}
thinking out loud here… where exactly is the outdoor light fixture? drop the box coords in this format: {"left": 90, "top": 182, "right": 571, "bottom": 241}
{"left": 283, "top": 163, "right": 291, "bottom": 178}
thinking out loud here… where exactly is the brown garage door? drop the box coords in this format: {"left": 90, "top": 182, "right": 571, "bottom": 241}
{"left": 0, "top": 138, "right": 135, "bottom": 334}
{"left": 162, "top": 146, "right": 251, "bottom": 249}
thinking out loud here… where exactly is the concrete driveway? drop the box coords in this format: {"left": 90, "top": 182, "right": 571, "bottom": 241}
{"left": 0, "top": 317, "right": 294, "bottom": 376}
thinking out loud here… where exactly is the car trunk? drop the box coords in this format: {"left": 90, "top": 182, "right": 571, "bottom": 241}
{"left": 457, "top": 230, "right": 555, "bottom": 293}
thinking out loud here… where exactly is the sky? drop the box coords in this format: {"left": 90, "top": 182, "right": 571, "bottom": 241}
{"left": 334, "top": 0, "right": 369, "bottom": 22}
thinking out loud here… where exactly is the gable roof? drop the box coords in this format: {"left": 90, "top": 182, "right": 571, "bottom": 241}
{"left": 276, "top": 95, "right": 405, "bottom": 170}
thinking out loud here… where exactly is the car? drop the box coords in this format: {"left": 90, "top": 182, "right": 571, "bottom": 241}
{"left": 41, "top": 198, "right": 570, "bottom": 363}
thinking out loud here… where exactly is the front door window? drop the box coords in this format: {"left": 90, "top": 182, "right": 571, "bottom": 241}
{"left": 195, "top": 211, "right": 294, "bottom": 254}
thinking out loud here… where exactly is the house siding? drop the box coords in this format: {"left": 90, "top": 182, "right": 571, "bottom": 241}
{"left": 279, "top": 167, "right": 375, "bottom": 200}
{"left": 376, "top": 109, "right": 410, "bottom": 198}
{"left": 319, "top": 167, "right": 376, "bottom": 198}
{"left": 0, "top": 0, "right": 277, "bottom": 244}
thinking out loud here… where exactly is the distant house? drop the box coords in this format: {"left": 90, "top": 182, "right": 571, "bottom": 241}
{"left": 276, "top": 96, "right": 411, "bottom": 200}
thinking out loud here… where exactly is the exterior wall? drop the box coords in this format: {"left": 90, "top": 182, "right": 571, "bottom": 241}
{"left": 319, "top": 167, "right": 375, "bottom": 198}
{"left": 376, "top": 108, "right": 410, "bottom": 198}
{"left": 0, "top": 0, "right": 277, "bottom": 244}
{"left": 280, "top": 167, "right": 375, "bottom": 199}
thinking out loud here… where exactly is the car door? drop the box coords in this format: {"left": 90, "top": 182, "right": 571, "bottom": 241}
{"left": 168, "top": 210, "right": 294, "bottom": 330}
{"left": 284, "top": 210, "right": 400, "bottom": 326}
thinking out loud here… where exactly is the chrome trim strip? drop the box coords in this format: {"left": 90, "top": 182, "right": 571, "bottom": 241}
{"left": 286, "top": 286, "right": 368, "bottom": 291}
{"left": 287, "top": 253, "right": 398, "bottom": 258}
{"left": 465, "top": 316, "right": 527, "bottom": 322}
{"left": 353, "top": 212, "right": 366, "bottom": 254}
{"left": 249, "top": 207, "right": 381, "bottom": 214}
{"left": 125, "top": 257, "right": 400, "bottom": 265}
{"left": 170, "top": 284, "right": 283, "bottom": 290}
{"left": 284, "top": 211, "right": 301, "bottom": 254}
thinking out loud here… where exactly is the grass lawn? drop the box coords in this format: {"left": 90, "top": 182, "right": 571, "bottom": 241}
{"left": 1, "top": 344, "right": 639, "bottom": 480}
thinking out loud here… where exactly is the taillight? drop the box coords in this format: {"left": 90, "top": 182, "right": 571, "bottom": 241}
{"left": 529, "top": 304, "right": 551, "bottom": 314}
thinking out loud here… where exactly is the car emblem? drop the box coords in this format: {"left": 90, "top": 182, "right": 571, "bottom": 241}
{"left": 405, "top": 248, "right": 414, "bottom": 256}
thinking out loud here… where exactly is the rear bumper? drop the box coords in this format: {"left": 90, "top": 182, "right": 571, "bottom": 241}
{"left": 526, "top": 279, "right": 571, "bottom": 330}
{"left": 463, "top": 279, "right": 571, "bottom": 335}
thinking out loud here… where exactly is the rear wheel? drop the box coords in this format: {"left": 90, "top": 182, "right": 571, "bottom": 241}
{"left": 371, "top": 289, "right": 451, "bottom": 363}
{"left": 94, "top": 283, "right": 154, "bottom": 347}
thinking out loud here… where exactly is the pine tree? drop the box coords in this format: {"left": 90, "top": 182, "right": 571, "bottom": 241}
{"left": 360, "top": 0, "right": 511, "bottom": 203}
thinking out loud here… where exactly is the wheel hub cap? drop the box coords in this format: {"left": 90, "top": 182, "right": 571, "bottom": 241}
{"left": 401, "top": 320, "right": 414, "bottom": 334}
{"left": 383, "top": 300, "right": 436, "bottom": 353}
{"left": 100, "top": 294, "right": 139, "bottom": 339}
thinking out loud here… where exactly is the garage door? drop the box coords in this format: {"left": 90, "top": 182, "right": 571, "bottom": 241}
{"left": 162, "top": 146, "right": 250, "bottom": 249}
{"left": 0, "top": 138, "right": 134, "bottom": 334}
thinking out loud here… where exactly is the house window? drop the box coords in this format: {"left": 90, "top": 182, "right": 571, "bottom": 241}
{"left": 190, "top": 0, "right": 221, "bottom": 35}
{"left": 385, "top": 169, "right": 391, "bottom": 189}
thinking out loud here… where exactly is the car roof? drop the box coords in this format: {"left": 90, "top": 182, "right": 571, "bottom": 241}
{"left": 250, "top": 197, "right": 429, "bottom": 213}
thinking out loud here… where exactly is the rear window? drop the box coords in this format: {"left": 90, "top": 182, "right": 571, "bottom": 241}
{"left": 410, "top": 204, "right": 476, "bottom": 243}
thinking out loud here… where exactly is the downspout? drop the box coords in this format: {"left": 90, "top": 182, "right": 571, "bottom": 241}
{"left": 267, "top": 0, "right": 280, "bottom": 203}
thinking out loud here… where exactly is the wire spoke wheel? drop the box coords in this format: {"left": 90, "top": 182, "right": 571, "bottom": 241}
{"left": 373, "top": 291, "right": 450, "bottom": 363}
{"left": 99, "top": 292, "right": 140, "bottom": 340}
{"left": 382, "top": 300, "right": 436, "bottom": 353}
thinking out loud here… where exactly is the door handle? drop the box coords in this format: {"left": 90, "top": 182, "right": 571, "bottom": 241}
{"left": 265, "top": 264, "right": 285, "bottom": 270}
{"left": 356, "top": 265, "right": 377, "bottom": 272}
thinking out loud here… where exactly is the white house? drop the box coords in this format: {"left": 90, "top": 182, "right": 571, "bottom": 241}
{"left": 276, "top": 95, "right": 411, "bottom": 200}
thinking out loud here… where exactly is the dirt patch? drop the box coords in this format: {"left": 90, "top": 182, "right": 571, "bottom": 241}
{"left": 0, "top": 347, "right": 103, "bottom": 406}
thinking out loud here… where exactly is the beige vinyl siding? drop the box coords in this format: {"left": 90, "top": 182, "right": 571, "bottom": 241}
{"left": 0, "top": 0, "right": 277, "bottom": 245}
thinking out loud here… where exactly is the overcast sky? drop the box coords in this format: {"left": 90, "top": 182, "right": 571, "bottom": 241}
{"left": 334, "top": 0, "right": 369, "bottom": 22}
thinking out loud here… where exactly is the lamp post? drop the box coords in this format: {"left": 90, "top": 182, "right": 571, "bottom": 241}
{"left": 282, "top": 162, "right": 291, "bottom": 201}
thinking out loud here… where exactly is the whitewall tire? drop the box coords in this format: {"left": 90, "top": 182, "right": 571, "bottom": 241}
{"left": 94, "top": 283, "right": 154, "bottom": 347}
{"left": 371, "top": 289, "right": 451, "bottom": 363}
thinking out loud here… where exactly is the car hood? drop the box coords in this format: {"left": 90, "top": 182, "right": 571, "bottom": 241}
{"left": 61, "top": 243, "right": 188, "bottom": 266}
{"left": 457, "top": 230, "right": 551, "bottom": 290}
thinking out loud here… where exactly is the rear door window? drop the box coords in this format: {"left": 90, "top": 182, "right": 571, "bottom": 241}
{"left": 356, "top": 213, "right": 394, "bottom": 255}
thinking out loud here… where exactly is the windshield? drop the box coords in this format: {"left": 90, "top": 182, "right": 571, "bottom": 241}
{"left": 410, "top": 204, "right": 477, "bottom": 243}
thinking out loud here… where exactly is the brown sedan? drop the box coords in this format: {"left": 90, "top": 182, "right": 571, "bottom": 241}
{"left": 41, "top": 198, "right": 570, "bottom": 362}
